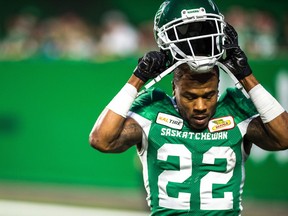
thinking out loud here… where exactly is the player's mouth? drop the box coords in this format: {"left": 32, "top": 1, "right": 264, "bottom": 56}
{"left": 190, "top": 115, "right": 209, "bottom": 128}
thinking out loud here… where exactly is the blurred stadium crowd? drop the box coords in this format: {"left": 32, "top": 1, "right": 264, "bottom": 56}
{"left": 0, "top": 6, "right": 287, "bottom": 61}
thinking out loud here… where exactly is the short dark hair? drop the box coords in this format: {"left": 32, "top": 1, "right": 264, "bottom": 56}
{"left": 173, "top": 64, "right": 219, "bottom": 84}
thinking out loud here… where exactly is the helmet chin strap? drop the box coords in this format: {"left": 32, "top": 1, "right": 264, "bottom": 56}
{"left": 186, "top": 57, "right": 217, "bottom": 73}
{"left": 216, "top": 61, "right": 250, "bottom": 99}
{"left": 170, "top": 44, "right": 249, "bottom": 99}
{"left": 138, "top": 60, "right": 186, "bottom": 96}
{"left": 139, "top": 44, "right": 249, "bottom": 99}
{"left": 139, "top": 43, "right": 217, "bottom": 94}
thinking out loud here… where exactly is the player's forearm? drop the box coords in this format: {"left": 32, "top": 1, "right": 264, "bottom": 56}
{"left": 89, "top": 108, "right": 126, "bottom": 152}
{"left": 89, "top": 51, "right": 166, "bottom": 152}
{"left": 263, "top": 112, "right": 288, "bottom": 150}
{"left": 127, "top": 74, "right": 145, "bottom": 91}
{"left": 89, "top": 76, "right": 143, "bottom": 152}
{"left": 241, "top": 75, "right": 288, "bottom": 149}
{"left": 239, "top": 74, "right": 259, "bottom": 92}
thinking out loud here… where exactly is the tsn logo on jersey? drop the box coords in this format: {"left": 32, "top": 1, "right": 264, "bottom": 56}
{"left": 156, "top": 113, "right": 183, "bottom": 130}
{"left": 208, "top": 116, "right": 235, "bottom": 132}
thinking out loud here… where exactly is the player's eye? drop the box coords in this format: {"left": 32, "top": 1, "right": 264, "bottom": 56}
{"left": 182, "top": 93, "right": 197, "bottom": 101}
{"left": 204, "top": 91, "right": 216, "bottom": 100}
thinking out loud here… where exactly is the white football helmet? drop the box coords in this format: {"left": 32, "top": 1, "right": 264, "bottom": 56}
{"left": 154, "top": 0, "right": 225, "bottom": 73}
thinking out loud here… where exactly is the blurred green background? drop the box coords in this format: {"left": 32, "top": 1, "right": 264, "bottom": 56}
{"left": 1, "top": 60, "right": 288, "bottom": 207}
{"left": 0, "top": 0, "right": 288, "bottom": 214}
{"left": 0, "top": 0, "right": 287, "bottom": 26}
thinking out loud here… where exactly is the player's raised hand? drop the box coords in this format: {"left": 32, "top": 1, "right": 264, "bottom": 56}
{"left": 133, "top": 51, "right": 167, "bottom": 82}
{"left": 221, "top": 22, "right": 252, "bottom": 80}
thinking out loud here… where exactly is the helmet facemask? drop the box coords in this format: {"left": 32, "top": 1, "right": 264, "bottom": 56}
{"left": 155, "top": 8, "right": 225, "bottom": 73}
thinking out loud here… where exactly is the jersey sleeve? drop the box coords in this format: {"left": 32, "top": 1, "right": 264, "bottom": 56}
{"left": 218, "top": 87, "right": 259, "bottom": 124}
{"left": 129, "top": 88, "right": 169, "bottom": 120}
{"left": 128, "top": 88, "right": 171, "bottom": 155}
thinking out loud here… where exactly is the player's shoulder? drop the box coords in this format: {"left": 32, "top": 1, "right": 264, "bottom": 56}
{"left": 219, "top": 87, "right": 249, "bottom": 104}
{"left": 130, "top": 87, "right": 173, "bottom": 119}
{"left": 131, "top": 87, "right": 169, "bottom": 108}
{"left": 222, "top": 87, "right": 245, "bottom": 98}
{"left": 218, "top": 87, "right": 258, "bottom": 119}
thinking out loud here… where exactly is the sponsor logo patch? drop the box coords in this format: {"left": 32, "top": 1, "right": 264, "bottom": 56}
{"left": 156, "top": 113, "right": 183, "bottom": 130}
{"left": 208, "top": 116, "right": 235, "bottom": 132}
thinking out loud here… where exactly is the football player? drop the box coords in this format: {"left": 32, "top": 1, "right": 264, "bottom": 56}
{"left": 89, "top": 0, "right": 288, "bottom": 215}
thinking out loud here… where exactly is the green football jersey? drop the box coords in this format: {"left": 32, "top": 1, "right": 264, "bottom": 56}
{"left": 129, "top": 87, "right": 259, "bottom": 216}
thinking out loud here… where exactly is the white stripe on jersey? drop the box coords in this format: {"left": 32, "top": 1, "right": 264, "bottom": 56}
{"left": 127, "top": 111, "right": 152, "bottom": 207}
{"left": 238, "top": 114, "right": 259, "bottom": 212}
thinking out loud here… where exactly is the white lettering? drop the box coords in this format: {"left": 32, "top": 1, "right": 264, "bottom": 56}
{"left": 182, "top": 132, "right": 188, "bottom": 139}
{"left": 171, "top": 130, "right": 176, "bottom": 137}
{"left": 212, "top": 133, "right": 218, "bottom": 140}
{"left": 201, "top": 133, "right": 207, "bottom": 140}
{"left": 160, "top": 128, "right": 228, "bottom": 141}
{"left": 223, "top": 132, "right": 227, "bottom": 139}
{"left": 189, "top": 132, "right": 194, "bottom": 139}
{"left": 166, "top": 128, "right": 171, "bottom": 136}
{"left": 161, "top": 128, "right": 166, "bottom": 136}
{"left": 207, "top": 133, "right": 211, "bottom": 140}
{"left": 218, "top": 132, "right": 223, "bottom": 139}
{"left": 176, "top": 130, "right": 182, "bottom": 137}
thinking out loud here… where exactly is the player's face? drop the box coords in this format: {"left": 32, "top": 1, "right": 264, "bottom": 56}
{"left": 173, "top": 72, "right": 219, "bottom": 130}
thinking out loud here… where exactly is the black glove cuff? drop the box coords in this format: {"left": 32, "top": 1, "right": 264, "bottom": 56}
{"left": 235, "top": 64, "right": 252, "bottom": 80}
{"left": 133, "top": 68, "right": 149, "bottom": 82}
